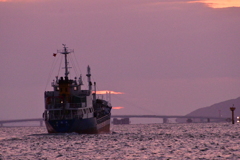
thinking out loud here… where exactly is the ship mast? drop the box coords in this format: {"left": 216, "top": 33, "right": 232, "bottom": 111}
{"left": 86, "top": 65, "right": 92, "bottom": 91}
{"left": 57, "top": 44, "right": 74, "bottom": 77}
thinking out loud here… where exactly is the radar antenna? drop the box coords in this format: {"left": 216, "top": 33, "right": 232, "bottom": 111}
{"left": 57, "top": 44, "right": 74, "bottom": 77}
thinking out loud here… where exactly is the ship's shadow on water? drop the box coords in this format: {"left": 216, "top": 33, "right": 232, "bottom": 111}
{"left": 1, "top": 123, "right": 240, "bottom": 159}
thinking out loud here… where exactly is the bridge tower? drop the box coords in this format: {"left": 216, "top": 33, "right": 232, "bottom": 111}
{"left": 40, "top": 120, "right": 43, "bottom": 127}
{"left": 163, "top": 118, "right": 168, "bottom": 123}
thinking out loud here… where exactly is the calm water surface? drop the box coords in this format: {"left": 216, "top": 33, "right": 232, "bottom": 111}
{"left": 0, "top": 123, "right": 240, "bottom": 159}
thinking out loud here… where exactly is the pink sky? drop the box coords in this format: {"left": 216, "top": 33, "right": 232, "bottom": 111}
{"left": 1, "top": 0, "right": 240, "bottom": 119}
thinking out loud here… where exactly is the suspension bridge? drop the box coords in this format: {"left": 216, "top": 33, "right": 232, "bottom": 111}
{"left": 0, "top": 115, "right": 229, "bottom": 127}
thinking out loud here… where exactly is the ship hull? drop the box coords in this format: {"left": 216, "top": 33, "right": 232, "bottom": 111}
{"left": 45, "top": 115, "right": 111, "bottom": 134}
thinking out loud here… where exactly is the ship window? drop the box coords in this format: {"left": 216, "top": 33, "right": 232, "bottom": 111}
{"left": 56, "top": 87, "right": 59, "bottom": 91}
{"left": 74, "top": 87, "right": 78, "bottom": 91}
{"left": 78, "top": 110, "right": 83, "bottom": 115}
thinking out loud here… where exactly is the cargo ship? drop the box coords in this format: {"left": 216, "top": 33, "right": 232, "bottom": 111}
{"left": 43, "top": 44, "right": 112, "bottom": 134}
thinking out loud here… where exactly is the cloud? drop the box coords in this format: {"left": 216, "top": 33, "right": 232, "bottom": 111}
{"left": 95, "top": 90, "right": 124, "bottom": 95}
{"left": 112, "top": 107, "right": 124, "bottom": 110}
{"left": 189, "top": 0, "right": 240, "bottom": 8}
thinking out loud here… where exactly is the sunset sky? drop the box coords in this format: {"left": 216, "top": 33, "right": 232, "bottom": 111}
{"left": 191, "top": 0, "right": 240, "bottom": 8}
{"left": 1, "top": 0, "right": 240, "bottom": 120}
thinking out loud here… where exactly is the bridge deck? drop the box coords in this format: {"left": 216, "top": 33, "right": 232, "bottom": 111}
{"left": 0, "top": 115, "right": 228, "bottom": 125}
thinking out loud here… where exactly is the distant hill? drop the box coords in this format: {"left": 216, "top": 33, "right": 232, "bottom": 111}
{"left": 176, "top": 97, "right": 240, "bottom": 123}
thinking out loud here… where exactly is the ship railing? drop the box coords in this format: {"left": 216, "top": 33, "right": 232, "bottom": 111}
{"left": 46, "top": 103, "right": 86, "bottom": 110}
{"left": 46, "top": 103, "right": 65, "bottom": 109}
{"left": 44, "top": 109, "right": 84, "bottom": 120}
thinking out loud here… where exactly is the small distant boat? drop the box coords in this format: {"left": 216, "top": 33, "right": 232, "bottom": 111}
{"left": 43, "top": 44, "right": 112, "bottom": 134}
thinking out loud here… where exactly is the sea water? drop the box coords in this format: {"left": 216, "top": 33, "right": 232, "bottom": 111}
{"left": 0, "top": 123, "right": 240, "bottom": 159}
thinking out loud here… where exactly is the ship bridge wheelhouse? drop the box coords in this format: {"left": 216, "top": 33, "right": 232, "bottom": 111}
{"left": 52, "top": 76, "right": 82, "bottom": 93}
